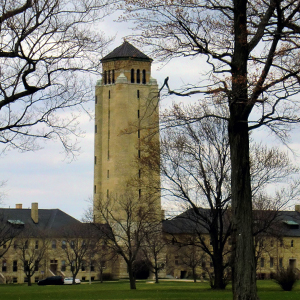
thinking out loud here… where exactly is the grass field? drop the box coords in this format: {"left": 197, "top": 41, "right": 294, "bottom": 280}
{"left": 0, "top": 280, "right": 299, "bottom": 300}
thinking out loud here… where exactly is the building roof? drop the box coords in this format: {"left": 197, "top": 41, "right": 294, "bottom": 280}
{"left": 163, "top": 207, "right": 300, "bottom": 238}
{"left": 0, "top": 208, "right": 82, "bottom": 237}
{"left": 101, "top": 41, "right": 152, "bottom": 62}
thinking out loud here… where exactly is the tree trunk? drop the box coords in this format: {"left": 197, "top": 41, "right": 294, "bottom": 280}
{"left": 128, "top": 262, "right": 136, "bottom": 290}
{"left": 192, "top": 267, "right": 197, "bottom": 283}
{"left": 229, "top": 0, "right": 258, "bottom": 299}
{"left": 27, "top": 275, "right": 32, "bottom": 286}
{"left": 213, "top": 254, "right": 226, "bottom": 289}
{"left": 100, "top": 268, "right": 103, "bottom": 283}
{"left": 155, "top": 269, "right": 159, "bottom": 283}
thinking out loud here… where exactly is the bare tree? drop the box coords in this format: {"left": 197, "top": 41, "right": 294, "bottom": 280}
{"left": 141, "top": 223, "right": 166, "bottom": 283}
{"left": 123, "top": 1, "right": 300, "bottom": 298}
{"left": 61, "top": 224, "right": 98, "bottom": 284}
{"left": 14, "top": 230, "right": 49, "bottom": 286}
{"left": 0, "top": 0, "right": 113, "bottom": 157}
{"left": 93, "top": 192, "right": 159, "bottom": 289}
{"left": 155, "top": 103, "right": 299, "bottom": 289}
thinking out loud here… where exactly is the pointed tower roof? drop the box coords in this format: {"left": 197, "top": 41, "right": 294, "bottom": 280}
{"left": 101, "top": 41, "right": 152, "bottom": 62}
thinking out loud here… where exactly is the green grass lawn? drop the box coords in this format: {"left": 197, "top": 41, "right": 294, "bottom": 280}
{"left": 0, "top": 280, "right": 300, "bottom": 300}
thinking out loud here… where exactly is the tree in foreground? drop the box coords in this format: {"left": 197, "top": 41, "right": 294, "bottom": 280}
{"left": 124, "top": 1, "right": 300, "bottom": 298}
{"left": 0, "top": 0, "right": 113, "bottom": 157}
{"left": 93, "top": 192, "right": 159, "bottom": 289}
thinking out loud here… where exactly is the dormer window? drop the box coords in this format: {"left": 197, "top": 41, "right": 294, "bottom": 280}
{"left": 283, "top": 220, "right": 299, "bottom": 229}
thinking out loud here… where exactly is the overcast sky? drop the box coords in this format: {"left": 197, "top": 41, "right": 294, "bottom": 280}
{"left": 1, "top": 11, "right": 300, "bottom": 221}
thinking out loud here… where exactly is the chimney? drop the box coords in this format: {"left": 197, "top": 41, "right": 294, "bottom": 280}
{"left": 16, "top": 204, "right": 22, "bottom": 209}
{"left": 31, "top": 202, "right": 38, "bottom": 224}
{"left": 295, "top": 205, "right": 300, "bottom": 213}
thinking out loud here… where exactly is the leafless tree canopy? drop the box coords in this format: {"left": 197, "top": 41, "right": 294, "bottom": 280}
{"left": 0, "top": 0, "right": 113, "bottom": 156}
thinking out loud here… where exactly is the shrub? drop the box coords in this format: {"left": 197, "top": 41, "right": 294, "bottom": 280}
{"left": 274, "top": 267, "right": 298, "bottom": 291}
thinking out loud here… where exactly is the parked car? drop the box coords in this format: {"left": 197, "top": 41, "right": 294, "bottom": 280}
{"left": 64, "top": 277, "right": 81, "bottom": 285}
{"left": 38, "top": 276, "right": 64, "bottom": 285}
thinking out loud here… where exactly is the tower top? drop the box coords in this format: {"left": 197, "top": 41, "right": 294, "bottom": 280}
{"left": 101, "top": 41, "right": 152, "bottom": 63}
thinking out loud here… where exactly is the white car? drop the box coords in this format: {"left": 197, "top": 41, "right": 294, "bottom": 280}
{"left": 64, "top": 277, "right": 81, "bottom": 285}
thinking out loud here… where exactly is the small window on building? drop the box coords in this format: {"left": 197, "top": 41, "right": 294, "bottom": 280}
{"left": 112, "top": 70, "right": 115, "bottom": 83}
{"left": 279, "top": 258, "right": 283, "bottom": 268}
{"left": 131, "top": 69, "right": 135, "bottom": 83}
{"left": 62, "top": 240, "right": 67, "bottom": 249}
{"left": 35, "top": 261, "right": 39, "bottom": 271}
{"left": 13, "top": 277, "right": 17, "bottom": 283}
{"left": 107, "top": 170, "right": 109, "bottom": 178}
{"left": 137, "top": 90, "right": 140, "bottom": 98}
{"left": 91, "top": 276, "right": 95, "bottom": 281}
{"left": 138, "top": 129, "right": 140, "bottom": 138}
{"left": 81, "top": 261, "right": 86, "bottom": 271}
{"left": 82, "top": 276, "right": 86, "bottom": 281}
{"left": 24, "top": 261, "right": 29, "bottom": 272}
{"left": 138, "top": 150, "right": 141, "bottom": 158}
{"left": 35, "top": 240, "right": 39, "bottom": 250}
{"left": 137, "top": 69, "right": 140, "bottom": 84}
{"left": 139, "top": 189, "right": 141, "bottom": 199}
{"left": 291, "top": 240, "right": 294, "bottom": 247}
{"left": 104, "top": 70, "right": 107, "bottom": 85}
{"left": 2, "top": 260, "right": 7, "bottom": 272}
{"left": 61, "top": 260, "right": 66, "bottom": 272}
{"left": 108, "top": 90, "right": 111, "bottom": 99}
{"left": 107, "top": 189, "right": 109, "bottom": 198}
{"left": 270, "top": 257, "right": 274, "bottom": 268}
{"left": 108, "top": 70, "right": 111, "bottom": 84}
{"left": 24, "top": 277, "right": 28, "bottom": 283}
{"left": 94, "top": 185, "right": 97, "bottom": 194}
{"left": 91, "top": 261, "right": 95, "bottom": 272}
{"left": 94, "top": 156, "right": 97, "bottom": 165}
{"left": 13, "top": 260, "right": 17, "bottom": 272}
{"left": 137, "top": 110, "right": 140, "bottom": 118}
{"left": 52, "top": 240, "right": 56, "bottom": 249}
{"left": 260, "top": 258, "right": 264, "bottom": 268}
{"left": 95, "top": 95, "right": 98, "bottom": 104}
{"left": 95, "top": 125, "right": 97, "bottom": 133}
{"left": 142, "top": 69, "right": 146, "bottom": 84}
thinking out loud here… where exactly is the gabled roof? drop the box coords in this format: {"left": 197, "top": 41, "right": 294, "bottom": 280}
{"left": 101, "top": 41, "right": 152, "bottom": 62}
{"left": 0, "top": 208, "right": 82, "bottom": 237}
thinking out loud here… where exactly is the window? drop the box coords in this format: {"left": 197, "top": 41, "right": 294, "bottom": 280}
{"left": 70, "top": 240, "right": 75, "bottom": 249}
{"left": 24, "top": 240, "right": 29, "bottom": 249}
{"left": 138, "top": 150, "right": 141, "bottom": 158}
{"left": 61, "top": 260, "right": 66, "bottom": 272}
{"left": 136, "top": 69, "right": 140, "bottom": 83}
{"left": 112, "top": 70, "right": 115, "bottom": 83}
{"left": 279, "top": 258, "right": 283, "bottom": 268}
{"left": 175, "top": 256, "right": 179, "bottom": 265}
{"left": 13, "top": 260, "right": 17, "bottom": 272}
{"left": 270, "top": 257, "right": 274, "bottom": 268}
{"left": 139, "top": 189, "right": 141, "bottom": 199}
{"left": 104, "top": 70, "right": 107, "bottom": 85}
{"left": 82, "top": 276, "right": 86, "bottom": 281}
{"left": 108, "top": 90, "right": 111, "bottom": 99}
{"left": 131, "top": 69, "right": 135, "bottom": 83}
{"left": 137, "top": 110, "right": 140, "bottom": 118}
{"left": 62, "top": 240, "right": 67, "bottom": 249}
{"left": 142, "top": 69, "right": 146, "bottom": 84}
{"left": 81, "top": 261, "right": 86, "bottom": 271}
{"left": 94, "top": 185, "right": 97, "bottom": 194}
{"left": 291, "top": 240, "right": 294, "bottom": 247}
{"left": 95, "top": 125, "right": 97, "bottom": 133}
{"left": 35, "top": 261, "right": 39, "bottom": 271}
{"left": 35, "top": 240, "right": 39, "bottom": 250}
{"left": 95, "top": 95, "right": 98, "bottom": 104}
{"left": 138, "top": 129, "right": 140, "bottom": 138}
{"left": 260, "top": 258, "right": 264, "bottom": 268}
{"left": 137, "top": 90, "right": 140, "bottom": 98}
{"left": 108, "top": 70, "right": 111, "bottom": 84}
{"left": 52, "top": 240, "right": 56, "bottom": 249}
{"left": 107, "top": 189, "right": 109, "bottom": 198}
{"left": 2, "top": 260, "right": 7, "bottom": 272}
{"left": 91, "top": 261, "right": 95, "bottom": 272}
{"left": 13, "top": 277, "right": 17, "bottom": 283}
{"left": 24, "top": 261, "right": 29, "bottom": 272}
{"left": 107, "top": 170, "right": 109, "bottom": 178}
{"left": 94, "top": 156, "right": 97, "bottom": 165}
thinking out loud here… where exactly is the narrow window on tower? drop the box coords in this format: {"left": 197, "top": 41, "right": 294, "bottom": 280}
{"left": 137, "top": 90, "right": 140, "bottom": 98}
{"left": 95, "top": 125, "right": 97, "bottom": 133}
{"left": 138, "top": 129, "right": 140, "bottom": 138}
{"left": 94, "top": 156, "right": 97, "bottom": 165}
{"left": 138, "top": 169, "right": 141, "bottom": 178}
{"left": 139, "top": 189, "right": 141, "bottom": 199}
{"left": 131, "top": 69, "right": 135, "bottom": 83}
{"left": 104, "top": 70, "right": 107, "bottom": 85}
{"left": 107, "top": 149, "right": 109, "bottom": 160}
{"left": 94, "top": 185, "right": 96, "bottom": 194}
{"left": 137, "top": 69, "right": 140, "bottom": 84}
{"left": 108, "top": 129, "right": 110, "bottom": 139}
{"left": 109, "top": 90, "right": 111, "bottom": 99}
{"left": 108, "top": 70, "right": 111, "bottom": 84}
{"left": 138, "top": 150, "right": 141, "bottom": 158}
{"left": 112, "top": 70, "right": 115, "bottom": 83}
{"left": 107, "top": 189, "right": 109, "bottom": 198}
{"left": 95, "top": 95, "right": 98, "bottom": 104}
{"left": 142, "top": 69, "right": 146, "bottom": 84}
{"left": 107, "top": 170, "right": 109, "bottom": 178}
{"left": 137, "top": 110, "right": 140, "bottom": 118}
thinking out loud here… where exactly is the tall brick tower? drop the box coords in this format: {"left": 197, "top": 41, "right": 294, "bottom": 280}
{"left": 93, "top": 41, "right": 161, "bottom": 221}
